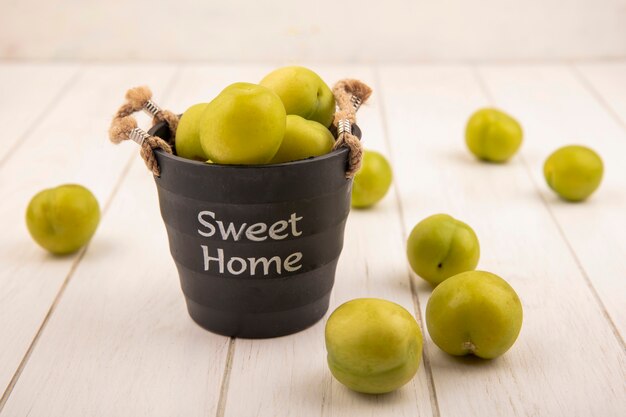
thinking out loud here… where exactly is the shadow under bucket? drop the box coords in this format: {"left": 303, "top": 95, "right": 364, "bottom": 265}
{"left": 148, "top": 121, "right": 359, "bottom": 338}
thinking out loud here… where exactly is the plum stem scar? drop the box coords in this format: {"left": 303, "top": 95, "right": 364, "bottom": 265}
{"left": 462, "top": 341, "right": 476, "bottom": 353}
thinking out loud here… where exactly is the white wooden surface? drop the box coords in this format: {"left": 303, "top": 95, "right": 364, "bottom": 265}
{"left": 0, "top": 62, "right": 625, "bottom": 417}
{"left": 377, "top": 65, "right": 626, "bottom": 417}
{"left": 0, "top": 64, "right": 78, "bottom": 164}
{"left": 0, "top": 64, "right": 176, "bottom": 404}
{"left": 1, "top": 1, "right": 626, "bottom": 62}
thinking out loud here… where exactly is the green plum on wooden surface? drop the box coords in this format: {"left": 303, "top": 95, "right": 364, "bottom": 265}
{"left": 426, "top": 271, "right": 523, "bottom": 359}
{"left": 270, "top": 115, "right": 334, "bottom": 164}
{"left": 351, "top": 150, "right": 393, "bottom": 208}
{"left": 544, "top": 145, "right": 603, "bottom": 202}
{"left": 175, "top": 103, "right": 209, "bottom": 161}
{"left": 26, "top": 184, "right": 100, "bottom": 255}
{"left": 407, "top": 214, "right": 480, "bottom": 286}
{"left": 325, "top": 298, "right": 423, "bottom": 394}
{"left": 260, "top": 66, "right": 335, "bottom": 127}
{"left": 200, "top": 82, "right": 286, "bottom": 165}
{"left": 465, "top": 108, "right": 523, "bottom": 162}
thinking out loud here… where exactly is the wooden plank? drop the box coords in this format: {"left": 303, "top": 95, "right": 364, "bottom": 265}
{"left": 575, "top": 61, "right": 626, "bottom": 128}
{"left": 0, "top": 64, "right": 177, "bottom": 405}
{"left": 222, "top": 66, "right": 436, "bottom": 417}
{"left": 0, "top": 63, "right": 79, "bottom": 165}
{"left": 0, "top": 160, "right": 232, "bottom": 417}
{"left": 478, "top": 64, "right": 626, "bottom": 341}
{"left": 0, "top": 65, "right": 278, "bottom": 416}
{"left": 378, "top": 65, "right": 626, "bottom": 417}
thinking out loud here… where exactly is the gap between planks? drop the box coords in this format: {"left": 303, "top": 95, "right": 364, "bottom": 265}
{"left": 0, "top": 66, "right": 184, "bottom": 413}
{"left": 215, "top": 338, "right": 236, "bottom": 417}
{"left": 470, "top": 66, "right": 626, "bottom": 351}
{"left": 0, "top": 155, "right": 135, "bottom": 412}
{"left": 372, "top": 65, "right": 442, "bottom": 417}
{"left": 570, "top": 65, "right": 626, "bottom": 133}
{"left": 0, "top": 66, "right": 86, "bottom": 410}
{"left": 0, "top": 67, "right": 83, "bottom": 169}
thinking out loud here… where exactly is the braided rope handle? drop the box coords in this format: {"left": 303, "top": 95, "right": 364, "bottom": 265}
{"left": 108, "top": 80, "right": 372, "bottom": 178}
{"left": 108, "top": 86, "right": 178, "bottom": 176}
{"left": 331, "top": 79, "right": 372, "bottom": 178}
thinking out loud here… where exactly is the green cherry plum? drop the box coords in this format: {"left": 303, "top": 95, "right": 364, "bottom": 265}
{"left": 426, "top": 271, "right": 523, "bottom": 359}
{"left": 351, "top": 150, "right": 393, "bottom": 208}
{"left": 544, "top": 145, "right": 603, "bottom": 202}
{"left": 26, "top": 184, "right": 100, "bottom": 255}
{"left": 175, "top": 103, "right": 209, "bottom": 161}
{"left": 270, "top": 115, "right": 334, "bottom": 164}
{"left": 325, "top": 298, "right": 423, "bottom": 394}
{"left": 407, "top": 214, "right": 480, "bottom": 286}
{"left": 465, "top": 108, "right": 523, "bottom": 162}
{"left": 260, "top": 66, "right": 335, "bottom": 127}
{"left": 200, "top": 83, "right": 286, "bottom": 165}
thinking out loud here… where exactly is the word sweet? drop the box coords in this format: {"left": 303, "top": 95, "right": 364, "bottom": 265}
{"left": 198, "top": 211, "right": 302, "bottom": 241}
{"left": 197, "top": 211, "right": 305, "bottom": 276}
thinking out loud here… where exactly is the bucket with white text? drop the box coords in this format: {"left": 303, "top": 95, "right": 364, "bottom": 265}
{"left": 148, "top": 121, "right": 357, "bottom": 338}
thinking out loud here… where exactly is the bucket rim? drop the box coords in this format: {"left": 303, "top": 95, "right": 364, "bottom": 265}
{"left": 154, "top": 146, "right": 350, "bottom": 170}
{"left": 149, "top": 118, "right": 360, "bottom": 172}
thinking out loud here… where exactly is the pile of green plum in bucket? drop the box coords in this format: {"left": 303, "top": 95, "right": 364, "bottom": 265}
{"left": 24, "top": 67, "right": 605, "bottom": 395}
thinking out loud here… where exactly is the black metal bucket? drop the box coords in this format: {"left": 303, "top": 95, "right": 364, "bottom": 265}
{"left": 148, "top": 121, "right": 357, "bottom": 338}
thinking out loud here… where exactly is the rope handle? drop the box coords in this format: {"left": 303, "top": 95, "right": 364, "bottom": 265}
{"left": 108, "top": 86, "right": 178, "bottom": 176}
{"left": 108, "top": 80, "right": 372, "bottom": 178}
{"left": 331, "top": 79, "right": 372, "bottom": 177}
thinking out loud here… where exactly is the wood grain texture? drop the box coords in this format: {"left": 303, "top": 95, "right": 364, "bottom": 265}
{"left": 377, "top": 65, "right": 626, "bottom": 417}
{"left": 477, "top": 64, "right": 626, "bottom": 342}
{"left": 0, "top": 63, "right": 79, "bottom": 164}
{"left": 0, "top": 63, "right": 624, "bottom": 416}
{"left": 0, "top": 65, "right": 176, "bottom": 403}
{"left": 575, "top": 62, "right": 626, "bottom": 128}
